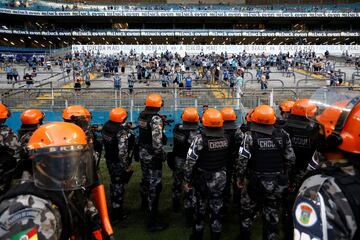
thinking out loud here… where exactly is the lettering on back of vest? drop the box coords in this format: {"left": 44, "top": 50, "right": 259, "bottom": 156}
{"left": 208, "top": 138, "right": 229, "bottom": 151}
{"left": 257, "top": 137, "right": 283, "bottom": 149}
{"left": 291, "top": 135, "right": 311, "bottom": 148}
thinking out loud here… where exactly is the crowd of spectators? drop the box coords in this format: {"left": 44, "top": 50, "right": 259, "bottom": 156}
{"left": 3, "top": 0, "right": 360, "bottom": 13}
{"left": 1, "top": 48, "right": 356, "bottom": 93}
{"left": 52, "top": 48, "right": 352, "bottom": 93}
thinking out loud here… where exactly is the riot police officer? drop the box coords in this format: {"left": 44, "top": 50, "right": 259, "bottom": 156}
{"left": 185, "top": 108, "right": 230, "bottom": 240}
{"left": 17, "top": 109, "right": 45, "bottom": 175}
{"left": 220, "top": 107, "right": 240, "bottom": 211}
{"left": 0, "top": 122, "right": 115, "bottom": 240}
{"left": 0, "top": 103, "right": 20, "bottom": 195}
{"left": 293, "top": 90, "right": 360, "bottom": 240}
{"left": 235, "top": 105, "right": 295, "bottom": 240}
{"left": 137, "top": 93, "right": 168, "bottom": 231}
{"left": 171, "top": 107, "right": 200, "bottom": 225}
{"left": 239, "top": 108, "right": 254, "bottom": 133}
{"left": 102, "top": 107, "right": 133, "bottom": 224}
{"left": 279, "top": 100, "right": 295, "bottom": 121}
{"left": 62, "top": 105, "right": 102, "bottom": 166}
{"left": 281, "top": 99, "right": 320, "bottom": 239}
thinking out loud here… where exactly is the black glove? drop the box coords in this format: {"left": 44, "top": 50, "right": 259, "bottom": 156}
{"left": 154, "top": 149, "right": 166, "bottom": 162}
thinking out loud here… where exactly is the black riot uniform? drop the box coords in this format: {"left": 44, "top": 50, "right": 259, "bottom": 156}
{"left": 137, "top": 108, "right": 168, "bottom": 231}
{"left": 222, "top": 121, "right": 241, "bottom": 210}
{"left": 0, "top": 123, "right": 20, "bottom": 196}
{"left": 281, "top": 114, "right": 320, "bottom": 239}
{"left": 185, "top": 127, "right": 231, "bottom": 240}
{"left": 102, "top": 120, "right": 133, "bottom": 223}
{"left": 284, "top": 114, "right": 320, "bottom": 186}
{"left": 171, "top": 122, "right": 199, "bottom": 219}
{"left": 236, "top": 123, "right": 295, "bottom": 240}
{"left": 17, "top": 124, "right": 39, "bottom": 175}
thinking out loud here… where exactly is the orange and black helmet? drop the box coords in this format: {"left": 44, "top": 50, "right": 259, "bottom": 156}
{"left": 145, "top": 93, "right": 163, "bottom": 108}
{"left": 291, "top": 99, "right": 317, "bottom": 117}
{"left": 109, "top": 107, "right": 127, "bottom": 123}
{"left": 0, "top": 103, "right": 10, "bottom": 119}
{"left": 28, "top": 122, "right": 94, "bottom": 190}
{"left": 20, "top": 109, "right": 45, "bottom": 125}
{"left": 62, "top": 105, "right": 91, "bottom": 121}
{"left": 220, "top": 107, "right": 237, "bottom": 122}
{"left": 182, "top": 108, "right": 199, "bottom": 123}
{"left": 316, "top": 99, "right": 360, "bottom": 154}
{"left": 279, "top": 101, "right": 295, "bottom": 113}
{"left": 202, "top": 108, "right": 223, "bottom": 127}
{"left": 250, "top": 105, "right": 276, "bottom": 125}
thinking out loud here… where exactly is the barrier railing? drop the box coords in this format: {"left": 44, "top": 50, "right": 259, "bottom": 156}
{"left": 2, "top": 86, "right": 359, "bottom": 111}
{"left": 296, "top": 78, "right": 330, "bottom": 87}
{"left": 351, "top": 72, "right": 360, "bottom": 85}
{"left": 243, "top": 79, "right": 285, "bottom": 89}
{"left": 268, "top": 71, "right": 296, "bottom": 83}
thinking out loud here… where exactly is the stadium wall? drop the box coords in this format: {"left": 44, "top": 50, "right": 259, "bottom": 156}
{"left": 72, "top": 44, "right": 360, "bottom": 56}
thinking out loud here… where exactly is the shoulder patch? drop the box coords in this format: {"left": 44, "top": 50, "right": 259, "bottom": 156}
{"left": 294, "top": 202, "right": 318, "bottom": 227}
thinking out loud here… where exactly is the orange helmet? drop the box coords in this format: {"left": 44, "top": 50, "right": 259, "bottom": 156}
{"left": 338, "top": 101, "right": 360, "bottom": 153}
{"left": 28, "top": 122, "right": 87, "bottom": 149}
{"left": 316, "top": 100, "right": 349, "bottom": 138}
{"left": 202, "top": 108, "right": 223, "bottom": 127}
{"left": 28, "top": 122, "right": 94, "bottom": 190}
{"left": 62, "top": 105, "right": 91, "bottom": 121}
{"left": 109, "top": 107, "right": 127, "bottom": 123}
{"left": 182, "top": 108, "right": 199, "bottom": 123}
{"left": 291, "top": 99, "right": 317, "bottom": 117}
{"left": 245, "top": 109, "right": 254, "bottom": 123}
{"left": 317, "top": 99, "right": 360, "bottom": 154}
{"left": 0, "top": 103, "right": 10, "bottom": 119}
{"left": 279, "top": 101, "right": 295, "bottom": 113}
{"left": 20, "top": 109, "right": 45, "bottom": 125}
{"left": 220, "top": 107, "right": 237, "bottom": 121}
{"left": 251, "top": 105, "right": 276, "bottom": 125}
{"left": 145, "top": 93, "right": 163, "bottom": 108}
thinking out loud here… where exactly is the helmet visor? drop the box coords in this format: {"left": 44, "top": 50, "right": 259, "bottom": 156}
{"left": 309, "top": 88, "right": 360, "bottom": 136}
{"left": 31, "top": 145, "right": 95, "bottom": 191}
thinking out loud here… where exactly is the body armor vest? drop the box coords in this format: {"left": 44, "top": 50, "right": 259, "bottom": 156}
{"left": 0, "top": 126, "right": 17, "bottom": 185}
{"left": 138, "top": 111, "right": 158, "bottom": 146}
{"left": 224, "top": 128, "right": 237, "bottom": 157}
{"left": 173, "top": 124, "right": 192, "bottom": 158}
{"left": 249, "top": 129, "right": 285, "bottom": 173}
{"left": 284, "top": 115, "right": 318, "bottom": 170}
{"left": 102, "top": 121, "right": 124, "bottom": 161}
{"left": 197, "top": 133, "right": 230, "bottom": 171}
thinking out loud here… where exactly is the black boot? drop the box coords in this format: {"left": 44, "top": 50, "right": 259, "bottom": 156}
{"left": 140, "top": 193, "right": 147, "bottom": 211}
{"left": 237, "top": 228, "right": 250, "bottom": 240}
{"left": 173, "top": 198, "right": 181, "bottom": 213}
{"left": 189, "top": 229, "right": 203, "bottom": 240}
{"left": 184, "top": 208, "right": 194, "bottom": 228}
{"left": 147, "top": 197, "right": 169, "bottom": 232}
{"left": 110, "top": 207, "right": 128, "bottom": 224}
{"left": 211, "top": 231, "right": 221, "bottom": 240}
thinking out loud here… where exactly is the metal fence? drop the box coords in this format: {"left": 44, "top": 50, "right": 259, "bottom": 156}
{"left": 2, "top": 86, "right": 359, "bottom": 112}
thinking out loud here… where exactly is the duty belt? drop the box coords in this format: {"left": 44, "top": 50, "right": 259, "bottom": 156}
{"left": 197, "top": 166, "right": 227, "bottom": 173}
